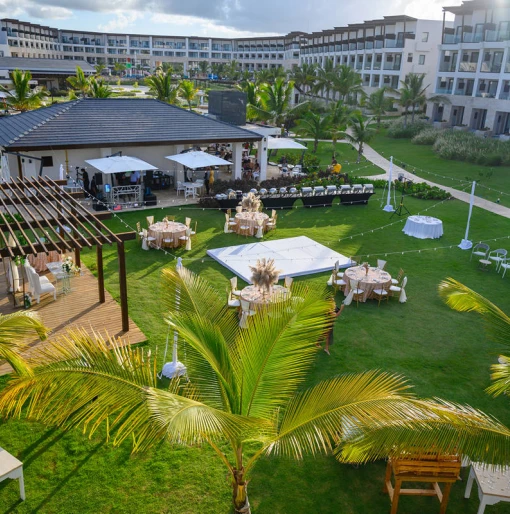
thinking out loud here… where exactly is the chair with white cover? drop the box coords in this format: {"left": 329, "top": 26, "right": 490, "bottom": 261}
{"left": 470, "top": 243, "right": 490, "bottom": 261}
{"left": 500, "top": 258, "right": 510, "bottom": 278}
{"left": 488, "top": 248, "right": 507, "bottom": 271}
{"left": 185, "top": 217, "right": 191, "bottom": 228}
{"left": 266, "top": 213, "right": 277, "bottom": 232}
{"left": 344, "top": 279, "right": 364, "bottom": 307}
{"left": 389, "top": 276, "right": 408, "bottom": 303}
{"left": 136, "top": 221, "right": 142, "bottom": 242}
{"left": 372, "top": 287, "right": 388, "bottom": 306}
{"left": 179, "top": 228, "right": 192, "bottom": 250}
{"left": 284, "top": 276, "right": 293, "bottom": 290}
{"left": 146, "top": 216, "right": 154, "bottom": 228}
{"left": 230, "top": 277, "right": 242, "bottom": 298}
{"left": 28, "top": 267, "right": 56, "bottom": 304}
{"left": 255, "top": 219, "right": 264, "bottom": 239}
{"left": 377, "top": 259, "right": 387, "bottom": 270}
{"left": 224, "top": 213, "right": 237, "bottom": 233}
{"left": 227, "top": 291, "right": 240, "bottom": 308}
{"left": 190, "top": 221, "right": 197, "bottom": 237}
{"left": 176, "top": 181, "right": 186, "bottom": 196}
{"left": 143, "top": 228, "right": 157, "bottom": 249}
{"left": 391, "top": 268, "right": 404, "bottom": 286}
{"left": 239, "top": 298, "right": 256, "bottom": 328}
{"left": 334, "top": 260, "right": 344, "bottom": 278}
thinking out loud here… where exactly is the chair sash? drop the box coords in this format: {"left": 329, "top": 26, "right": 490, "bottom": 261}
{"left": 224, "top": 213, "right": 231, "bottom": 234}
{"left": 236, "top": 206, "right": 243, "bottom": 213}
{"left": 399, "top": 277, "right": 408, "bottom": 303}
{"left": 255, "top": 219, "right": 264, "bottom": 239}
{"left": 185, "top": 228, "right": 192, "bottom": 251}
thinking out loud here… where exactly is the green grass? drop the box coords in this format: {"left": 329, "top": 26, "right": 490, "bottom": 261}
{"left": 1, "top": 196, "right": 510, "bottom": 513}
{"left": 370, "top": 130, "right": 510, "bottom": 207}
{"left": 270, "top": 141, "right": 383, "bottom": 177}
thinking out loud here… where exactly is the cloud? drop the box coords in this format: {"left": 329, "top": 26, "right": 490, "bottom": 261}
{"left": 98, "top": 11, "right": 143, "bottom": 32}
{"left": 24, "top": 4, "right": 73, "bottom": 19}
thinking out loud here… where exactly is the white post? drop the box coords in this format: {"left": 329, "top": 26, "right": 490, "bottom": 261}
{"left": 258, "top": 137, "right": 268, "bottom": 182}
{"left": 232, "top": 142, "right": 243, "bottom": 180}
{"left": 459, "top": 181, "right": 476, "bottom": 250}
{"left": 161, "top": 257, "right": 187, "bottom": 378}
{"left": 383, "top": 156, "right": 395, "bottom": 212}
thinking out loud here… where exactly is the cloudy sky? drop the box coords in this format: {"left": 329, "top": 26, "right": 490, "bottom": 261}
{"left": 1, "top": 0, "right": 459, "bottom": 36}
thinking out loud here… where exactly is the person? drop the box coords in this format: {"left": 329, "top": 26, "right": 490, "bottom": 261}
{"left": 331, "top": 159, "right": 342, "bottom": 174}
{"left": 280, "top": 155, "right": 288, "bottom": 166}
{"left": 321, "top": 303, "right": 344, "bottom": 355}
{"left": 208, "top": 168, "right": 215, "bottom": 192}
{"left": 130, "top": 170, "right": 141, "bottom": 184}
{"left": 204, "top": 168, "right": 211, "bottom": 195}
{"left": 81, "top": 169, "right": 90, "bottom": 195}
{"left": 89, "top": 175, "right": 98, "bottom": 198}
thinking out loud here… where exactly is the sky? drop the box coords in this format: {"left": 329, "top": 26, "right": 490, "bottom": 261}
{"left": 0, "top": 0, "right": 460, "bottom": 37}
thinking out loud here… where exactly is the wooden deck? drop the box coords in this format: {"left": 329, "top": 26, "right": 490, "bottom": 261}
{"left": 0, "top": 263, "right": 146, "bottom": 375}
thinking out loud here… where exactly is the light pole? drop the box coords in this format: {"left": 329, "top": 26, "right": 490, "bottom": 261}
{"left": 383, "top": 156, "right": 395, "bottom": 212}
{"left": 459, "top": 181, "right": 476, "bottom": 250}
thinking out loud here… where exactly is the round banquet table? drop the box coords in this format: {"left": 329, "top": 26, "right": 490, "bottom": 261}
{"left": 28, "top": 251, "right": 61, "bottom": 272}
{"left": 148, "top": 221, "right": 187, "bottom": 248}
{"left": 344, "top": 266, "right": 392, "bottom": 303}
{"left": 403, "top": 215, "right": 443, "bottom": 239}
{"left": 240, "top": 285, "right": 289, "bottom": 309}
{"left": 234, "top": 212, "right": 269, "bottom": 236}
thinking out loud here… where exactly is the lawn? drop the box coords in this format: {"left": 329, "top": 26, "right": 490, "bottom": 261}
{"left": 1, "top": 194, "right": 510, "bottom": 513}
{"left": 370, "top": 130, "right": 510, "bottom": 208}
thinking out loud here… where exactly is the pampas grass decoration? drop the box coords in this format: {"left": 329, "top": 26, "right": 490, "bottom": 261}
{"left": 240, "top": 192, "right": 261, "bottom": 212}
{"left": 249, "top": 258, "right": 282, "bottom": 296}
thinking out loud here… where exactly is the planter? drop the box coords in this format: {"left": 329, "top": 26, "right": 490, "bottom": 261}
{"left": 474, "top": 130, "right": 492, "bottom": 138}
{"left": 453, "top": 125, "right": 469, "bottom": 132}
{"left": 433, "top": 121, "right": 449, "bottom": 130}
{"left": 340, "top": 192, "right": 375, "bottom": 205}
{"left": 302, "top": 194, "right": 337, "bottom": 208}
{"left": 499, "top": 134, "right": 510, "bottom": 142}
{"left": 261, "top": 196, "right": 297, "bottom": 209}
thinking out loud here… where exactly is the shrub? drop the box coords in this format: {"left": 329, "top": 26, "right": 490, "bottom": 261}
{"left": 211, "top": 178, "right": 259, "bottom": 194}
{"left": 197, "top": 197, "right": 220, "bottom": 208}
{"left": 412, "top": 128, "right": 440, "bottom": 145}
{"left": 387, "top": 119, "right": 428, "bottom": 139}
{"left": 260, "top": 176, "right": 299, "bottom": 189}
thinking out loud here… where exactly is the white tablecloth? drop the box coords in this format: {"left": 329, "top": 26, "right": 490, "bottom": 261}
{"left": 403, "top": 215, "right": 443, "bottom": 239}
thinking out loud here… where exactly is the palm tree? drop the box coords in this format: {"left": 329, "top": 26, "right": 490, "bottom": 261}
{"left": 225, "top": 60, "right": 241, "bottom": 82}
{"left": 344, "top": 112, "right": 376, "bottom": 163}
{"left": 94, "top": 63, "right": 106, "bottom": 76}
{"left": 328, "top": 100, "right": 351, "bottom": 158}
{"left": 295, "top": 111, "right": 333, "bottom": 153}
{"left": 0, "top": 69, "right": 49, "bottom": 112}
{"left": 398, "top": 73, "right": 450, "bottom": 124}
{"left": 179, "top": 79, "right": 198, "bottom": 110}
{"left": 439, "top": 278, "right": 510, "bottom": 397}
{"left": 0, "top": 311, "right": 48, "bottom": 376}
{"left": 290, "top": 62, "right": 317, "bottom": 99}
{"left": 144, "top": 71, "right": 179, "bottom": 104}
{"left": 88, "top": 77, "right": 113, "bottom": 98}
{"left": 313, "top": 58, "right": 335, "bottom": 103}
{"left": 159, "top": 62, "right": 174, "bottom": 75}
{"left": 364, "top": 87, "right": 393, "bottom": 127}
{"left": 198, "top": 61, "right": 209, "bottom": 77}
{"left": 113, "top": 62, "right": 126, "bottom": 77}
{"left": 255, "top": 67, "right": 287, "bottom": 85}
{"left": 66, "top": 66, "right": 90, "bottom": 97}
{"left": 235, "top": 81, "right": 261, "bottom": 121}
{"left": 331, "top": 65, "right": 364, "bottom": 104}
{"left": 2, "top": 268, "right": 510, "bottom": 513}
{"left": 210, "top": 62, "right": 225, "bottom": 78}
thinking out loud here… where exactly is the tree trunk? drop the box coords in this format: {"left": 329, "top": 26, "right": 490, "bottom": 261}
{"left": 314, "top": 138, "right": 319, "bottom": 153}
{"left": 357, "top": 143, "right": 363, "bottom": 163}
{"left": 403, "top": 110, "right": 408, "bottom": 128}
{"left": 411, "top": 106, "right": 416, "bottom": 124}
{"left": 232, "top": 468, "right": 251, "bottom": 514}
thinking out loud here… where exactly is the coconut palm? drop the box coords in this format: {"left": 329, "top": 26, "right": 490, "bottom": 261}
{"left": 295, "top": 111, "right": 333, "bottom": 153}
{"left": 0, "top": 311, "right": 49, "bottom": 376}
{"left": 87, "top": 77, "right": 113, "bottom": 98}
{"left": 225, "top": 60, "right": 241, "bottom": 82}
{"left": 364, "top": 87, "right": 394, "bottom": 127}
{"left": 0, "top": 69, "right": 49, "bottom": 112}
{"left": 439, "top": 277, "right": 510, "bottom": 397}
{"left": 144, "top": 71, "right": 179, "bottom": 104}
{"left": 178, "top": 79, "right": 198, "bottom": 110}
{"left": 235, "top": 81, "right": 261, "bottom": 121}
{"left": 331, "top": 65, "right": 364, "bottom": 104}
{"left": 328, "top": 100, "right": 352, "bottom": 158}
{"left": 2, "top": 269, "right": 510, "bottom": 513}
{"left": 113, "top": 62, "right": 126, "bottom": 77}
{"left": 344, "top": 112, "right": 376, "bottom": 163}
{"left": 198, "top": 61, "right": 209, "bottom": 77}
{"left": 66, "top": 66, "right": 90, "bottom": 97}
{"left": 94, "top": 63, "right": 106, "bottom": 76}
{"left": 313, "top": 58, "right": 335, "bottom": 103}
{"left": 290, "top": 62, "right": 317, "bottom": 99}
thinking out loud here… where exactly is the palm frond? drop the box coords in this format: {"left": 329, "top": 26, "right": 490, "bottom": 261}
{"left": 439, "top": 277, "right": 510, "bottom": 348}
{"left": 336, "top": 397, "right": 510, "bottom": 466}
{"left": 487, "top": 355, "right": 510, "bottom": 397}
{"left": 236, "top": 283, "right": 334, "bottom": 420}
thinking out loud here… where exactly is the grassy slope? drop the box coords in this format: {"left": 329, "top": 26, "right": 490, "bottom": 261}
{"left": 370, "top": 131, "right": 510, "bottom": 207}
{"left": 1, "top": 196, "right": 510, "bottom": 513}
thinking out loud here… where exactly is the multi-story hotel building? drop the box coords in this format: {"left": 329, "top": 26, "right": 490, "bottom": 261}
{"left": 0, "top": 19, "right": 303, "bottom": 75}
{"left": 431, "top": 0, "right": 510, "bottom": 135}
{"left": 299, "top": 17, "right": 445, "bottom": 92}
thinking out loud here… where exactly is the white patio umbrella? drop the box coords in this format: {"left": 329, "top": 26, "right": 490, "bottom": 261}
{"left": 165, "top": 150, "right": 231, "bottom": 169}
{"left": 85, "top": 156, "right": 157, "bottom": 174}
{"left": 267, "top": 137, "right": 308, "bottom": 150}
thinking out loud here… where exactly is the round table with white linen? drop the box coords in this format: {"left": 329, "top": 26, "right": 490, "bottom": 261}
{"left": 28, "top": 251, "right": 61, "bottom": 272}
{"left": 403, "top": 215, "right": 443, "bottom": 239}
{"left": 240, "top": 285, "right": 289, "bottom": 310}
{"left": 234, "top": 212, "right": 269, "bottom": 236}
{"left": 148, "top": 221, "right": 187, "bottom": 248}
{"left": 344, "top": 266, "right": 392, "bottom": 302}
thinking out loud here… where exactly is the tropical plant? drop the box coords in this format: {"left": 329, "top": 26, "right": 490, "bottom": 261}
{"left": 210, "top": 62, "right": 226, "bottom": 78}
{"left": 235, "top": 81, "right": 261, "bottom": 121}
{"left": 255, "top": 67, "right": 286, "bottom": 85}
{"left": 364, "top": 87, "right": 394, "bottom": 127}
{"left": 344, "top": 112, "right": 376, "bottom": 162}
{"left": 0, "top": 69, "right": 49, "bottom": 112}
{"left": 198, "top": 61, "right": 209, "bottom": 77}
{"left": 144, "top": 71, "right": 179, "bottom": 104}
{"left": 94, "top": 63, "right": 106, "bottom": 76}
{"left": 158, "top": 62, "right": 175, "bottom": 75}
{"left": 225, "top": 60, "right": 241, "bottom": 82}
{"left": 328, "top": 100, "right": 352, "bottom": 158}
{"left": 331, "top": 65, "right": 364, "bottom": 104}
{"left": 313, "top": 58, "right": 335, "bottom": 103}
{"left": 66, "top": 66, "right": 90, "bottom": 97}
{"left": 290, "top": 62, "right": 317, "bottom": 99}
{"left": 179, "top": 79, "right": 198, "bottom": 110}
{"left": 113, "top": 62, "right": 126, "bottom": 77}
{"left": 3, "top": 270, "right": 510, "bottom": 513}
{"left": 295, "top": 111, "right": 333, "bottom": 153}
{"left": 87, "top": 77, "right": 113, "bottom": 98}
{"left": 0, "top": 311, "right": 49, "bottom": 376}
{"left": 439, "top": 278, "right": 510, "bottom": 397}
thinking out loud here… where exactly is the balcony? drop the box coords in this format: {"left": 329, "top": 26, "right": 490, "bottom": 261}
{"left": 385, "top": 40, "right": 404, "bottom": 49}
{"left": 480, "top": 62, "right": 502, "bottom": 73}
{"left": 500, "top": 91, "right": 510, "bottom": 99}
{"left": 475, "top": 92, "right": 496, "bottom": 98}
{"left": 439, "top": 62, "right": 457, "bottom": 72}
{"left": 458, "top": 62, "right": 477, "bottom": 72}
{"left": 443, "top": 34, "right": 461, "bottom": 44}
{"left": 383, "top": 63, "right": 401, "bottom": 71}
{"left": 436, "top": 87, "right": 453, "bottom": 94}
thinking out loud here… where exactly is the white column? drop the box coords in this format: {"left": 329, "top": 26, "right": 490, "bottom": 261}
{"left": 232, "top": 142, "right": 243, "bottom": 180}
{"left": 258, "top": 137, "right": 268, "bottom": 182}
{"left": 174, "top": 144, "right": 185, "bottom": 184}
{"left": 459, "top": 181, "right": 476, "bottom": 250}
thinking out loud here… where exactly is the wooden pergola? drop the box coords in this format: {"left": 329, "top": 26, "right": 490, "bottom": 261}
{"left": 0, "top": 176, "right": 136, "bottom": 331}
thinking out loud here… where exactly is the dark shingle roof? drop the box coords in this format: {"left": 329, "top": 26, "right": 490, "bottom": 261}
{"left": 0, "top": 57, "right": 95, "bottom": 74}
{"left": 0, "top": 98, "right": 262, "bottom": 150}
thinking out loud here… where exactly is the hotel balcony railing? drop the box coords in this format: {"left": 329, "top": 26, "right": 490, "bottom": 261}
{"left": 454, "top": 89, "right": 471, "bottom": 95}
{"left": 436, "top": 87, "right": 453, "bottom": 94}
{"left": 500, "top": 91, "right": 510, "bottom": 99}
{"left": 439, "top": 63, "right": 457, "bottom": 72}
{"left": 480, "top": 63, "right": 502, "bottom": 73}
{"left": 364, "top": 63, "right": 372, "bottom": 70}
{"left": 443, "top": 34, "right": 461, "bottom": 44}
{"left": 458, "top": 62, "right": 477, "bottom": 72}
{"left": 355, "top": 63, "right": 363, "bottom": 70}
{"left": 385, "top": 40, "right": 404, "bottom": 48}
{"left": 383, "top": 63, "right": 401, "bottom": 71}
{"left": 373, "top": 64, "right": 382, "bottom": 70}
{"left": 475, "top": 91, "right": 497, "bottom": 98}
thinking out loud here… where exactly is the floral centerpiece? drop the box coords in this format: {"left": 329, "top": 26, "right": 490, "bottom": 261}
{"left": 240, "top": 192, "right": 261, "bottom": 212}
{"left": 61, "top": 256, "right": 81, "bottom": 275}
{"left": 249, "top": 258, "right": 281, "bottom": 297}
{"left": 362, "top": 262, "right": 370, "bottom": 275}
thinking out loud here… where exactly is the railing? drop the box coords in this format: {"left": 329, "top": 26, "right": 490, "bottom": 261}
{"left": 480, "top": 63, "right": 502, "bottom": 73}
{"left": 383, "top": 63, "right": 401, "bottom": 71}
{"left": 475, "top": 91, "right": 497, "bottom": 98}
{"left": 458, "top": 62, "right": 477, "bottom": 72}
{"left": 443, "top": 34, "right": 461, "bottom": 44}
{"left": 439, "top": 63, "right": 457, "bottom": 72}
{"left": 436, "top": 87, "right": 453, "bottom": 94}
{"left": 385, "top": 40, "right": 404, "bottom": 48}
{"left": 500, "top": 91, "right": 510, "bottom": 100}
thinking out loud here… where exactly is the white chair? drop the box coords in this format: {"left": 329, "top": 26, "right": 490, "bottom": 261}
{"left": 146, "top": 215, "right": 154, "bottom": 227}
{"left": 239, "top": 299, "right": 256, "bottom": 328}
{"left": 185, "top": 217, "right": 191, "bottom": 228}
{"left": 372, "top": 287, "right": 388, "bottom": 306}
{"left": 377, "top": 259, "right": 387, "bottom": 270}
{"left": 28, "top": 267, "right": 56, "bottom": 304}
{"left": 391, "top": 268, "right": 404, "bottom": 285}
{"left": 143, "top": 229, "right": 157, "bottom": 249}
{"left": 185, "top": 185, "right": 195, "bottom": 199}
{"left": 230, "top": 277, "right": 242, "bottom": 297}
{"left": 488, "top": 249, "right": 507, "bottom": 271}
{"left": 176, "top": 181, "right": 186, "bottom": 196}
{"left": 470, "top": 243, "right": 490, "bottom": 261}
{"left": 179, "top": 228, "right": 192, "bottom": 250}
{"left": 334, "top": 260, "right": 344, "bottom": 278}
{"left": 500, "top": 258, "right": 510, "bottom": 278}
{"left": 344, "top": 279, "right": 363, "bottom": 307}
{"left": 284, "top": 276, "right": 293, "bottom": 290}
{"left": 227, "top": 291, "right": 240, "bottom": 308}
{"left": 389, "top": 276, "right": 408, "bottom": 303}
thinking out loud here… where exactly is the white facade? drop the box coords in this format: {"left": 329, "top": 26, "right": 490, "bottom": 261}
{"left": 299, "top": 17, "right": 445, "bottom": 95}
{"left": 429, "top": 0, "right": 510, "bottom": 135}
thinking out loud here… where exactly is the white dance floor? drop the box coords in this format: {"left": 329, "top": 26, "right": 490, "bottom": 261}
{"left": 207, "top": 236, "right": 351, "bottom": 283}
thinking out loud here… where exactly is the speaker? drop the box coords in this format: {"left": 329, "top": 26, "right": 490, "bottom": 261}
{"left": 144, "top": 193, "right": 157, "bottom": 207}
{"left": 92, "top": 200, "right": 107, "bottom": 211}
{"left": 94, "top": 172, "right": 103, "bottom": 186}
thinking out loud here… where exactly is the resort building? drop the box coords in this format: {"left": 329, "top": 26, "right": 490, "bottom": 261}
{"left": 429, "top": 0, "right": 510, "bottom": 136}
{"left": 299, "top": 17, "right": 445, "bottom": 93}
{"left": 0, "top": 19, "right": 303, "bottom": 75}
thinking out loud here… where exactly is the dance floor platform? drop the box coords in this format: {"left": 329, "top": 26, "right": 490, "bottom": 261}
{"left": 207, "top": 236, "right": 351, "bottom": 283}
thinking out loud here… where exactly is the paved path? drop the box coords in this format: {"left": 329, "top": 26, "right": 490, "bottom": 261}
{"left": 297, "top": 137, "right": 510, "bottom": 219}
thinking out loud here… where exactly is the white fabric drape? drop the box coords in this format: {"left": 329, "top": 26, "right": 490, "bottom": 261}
{"left": 343, "top": 290, "right": 354, "bottom": 306}
{"left": 403, "top": 216, "right": 443, "bottom": 239}
{"left": 185, "top": 228, "right": 192, "bottom": 251}
{"left": 399, "top": 287, "right": 407, "bottom": 303}
{"left": 255, "top": 219, "right": 264, "bottom": 239}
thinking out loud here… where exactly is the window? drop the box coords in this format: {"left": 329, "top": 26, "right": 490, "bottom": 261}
{"left": 407, "top": 53, "right": 413, "bottom": 63}
{"left": 422, "top": 32, "right": 429, "bottom": 42}
{"left": 41, "top": 156, "right": 53, "bottom": 167}
{"left": 418, "top": 54, "right": 425, "bottom": 65}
